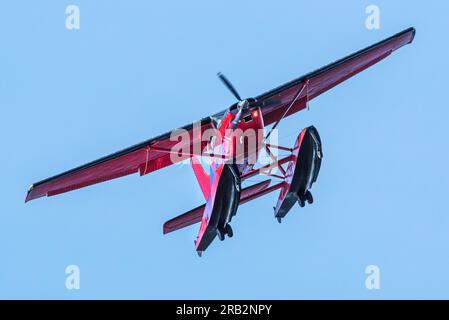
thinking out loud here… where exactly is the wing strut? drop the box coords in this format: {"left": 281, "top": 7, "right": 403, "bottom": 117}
{"left": 264, "top": 80, "right": 309, "bottom": 141}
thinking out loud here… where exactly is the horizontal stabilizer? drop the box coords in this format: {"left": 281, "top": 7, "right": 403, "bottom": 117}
{"left": 163, "top": 179, "right": 277, "bottom": 234}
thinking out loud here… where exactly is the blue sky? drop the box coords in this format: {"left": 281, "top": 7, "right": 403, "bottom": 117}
{"left": 1, "top": 1, "right": 448, "bottom": 299}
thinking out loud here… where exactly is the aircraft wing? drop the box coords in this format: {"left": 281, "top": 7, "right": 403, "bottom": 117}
{"left": 253, "top": 27, "right": 415, "bottom": 125}
{"left": 25, "top": 118, "right": 215, "bottom": 202}
{"left": 26, "top": 28, "right": 415, "bottom": 202}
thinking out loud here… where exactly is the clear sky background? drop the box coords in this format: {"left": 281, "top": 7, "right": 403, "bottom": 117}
{"left": 1, "top": 1, "right": 448, "bottom": 299}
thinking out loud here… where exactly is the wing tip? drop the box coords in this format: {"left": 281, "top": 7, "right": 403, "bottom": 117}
{"left": 394, "top": 27, "right": 416, "bottom": 49}
{"left": 24, "top": 185, "right": 33, "bottom": 203}
{"left": 24, "top": 184, "right": 45, "bottom": 203}
{"left": 407, "top": 26, "right": 416, "bottom": 44}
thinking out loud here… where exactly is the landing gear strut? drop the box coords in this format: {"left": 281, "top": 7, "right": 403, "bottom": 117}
{"left": 297, "top": 194, "right": 305, "bottom": 207}
{"left": 217, "top": 224, "right": 233, "bottom": 241}
{"left": 225, "top": 224, "right": 233, "bottom": 238}
{"left": 297, "top": 190, "right": 313, "bottom": 207}
{"left": 217, "top": 228, "right": 225, "bottom": 241}
{"left": 305, "top": 190, "right": 313, "bottom": 204}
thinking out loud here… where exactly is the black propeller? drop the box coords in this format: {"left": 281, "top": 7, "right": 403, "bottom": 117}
{"left": 217, "top": 72, "right": 250, "bottom": 130}
{"left": 217, "top": 72, "right": 242, "bottom": 101}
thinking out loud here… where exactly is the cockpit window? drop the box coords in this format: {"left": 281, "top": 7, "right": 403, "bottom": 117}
{"left": 243, "top": 114, "right": 253, "bottom": 123}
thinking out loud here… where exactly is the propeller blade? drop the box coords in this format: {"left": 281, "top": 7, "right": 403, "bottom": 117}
{"left": 231, "top": 108, "right": 243, "bottom": 130}
{"left": 217, "top": 72, "right": 242, "bottom": 101}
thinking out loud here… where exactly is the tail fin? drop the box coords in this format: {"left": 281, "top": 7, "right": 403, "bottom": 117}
{"left": 191, "top": 156, "right": 210, "bottom": 200}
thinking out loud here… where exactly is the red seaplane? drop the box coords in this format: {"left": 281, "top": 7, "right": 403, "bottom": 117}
{"left": 26, "top": 28, "right": 415, "bottom": 255}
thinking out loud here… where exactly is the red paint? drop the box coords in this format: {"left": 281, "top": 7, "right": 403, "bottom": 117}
{"left": 25, "top": 28, "right": 415, "bottom": 253}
